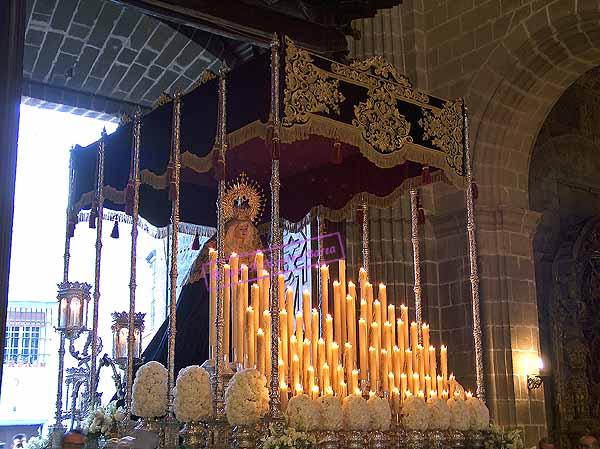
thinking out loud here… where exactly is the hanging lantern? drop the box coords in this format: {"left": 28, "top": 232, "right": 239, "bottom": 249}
{"left": 111, "top": 311, "right": 145, "bottom": 370}
{"left": 57, "top": 282, "right": 91, "bottom": 336}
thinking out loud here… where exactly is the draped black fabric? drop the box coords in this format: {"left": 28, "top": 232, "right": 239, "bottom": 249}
{"left": 141, "top": 279, "right": 210, "bottom": 377}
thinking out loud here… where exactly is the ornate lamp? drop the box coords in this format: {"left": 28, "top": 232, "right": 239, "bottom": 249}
{"left": 57, "top": 281, "right": 91, "bottom": 337}
{"left": 111, "top": 311, "right": 145, "bottom": 370}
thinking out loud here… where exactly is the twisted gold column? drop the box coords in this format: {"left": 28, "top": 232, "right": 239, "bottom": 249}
{"left": 268, "top": 34, "right": 283, "bottom": 421}
{"left": 462, "top": 101, "right": 485, "bottom": 401}
{"left": 89, "top": 129, "right": 106, "bottom": 410}
{"left": 409, "top": 189, "right": 423, "bottom": 342}
{"left": 126, "top": 111, "right": 142, "bottom": 415}
{"left": 167, "top": 93, "right": 182, "bottom": 409}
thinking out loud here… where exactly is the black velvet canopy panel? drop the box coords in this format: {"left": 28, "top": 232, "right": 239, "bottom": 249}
{"left": 70, "top": 37, "right": 465, "bottom": 232}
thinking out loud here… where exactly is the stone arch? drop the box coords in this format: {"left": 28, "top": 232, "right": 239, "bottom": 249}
{"left": 466, "top": 2, "right": 600, "bottom": 208}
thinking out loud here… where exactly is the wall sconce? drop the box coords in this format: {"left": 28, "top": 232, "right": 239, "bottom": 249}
{"left": 111, "top": 311, "right": 145, "bottom": 370}
{"left": 527, "top": 357, "right": 545, "bottom": 390}
{"left": 57, "top": 281, "right": 91, "bottom": 338}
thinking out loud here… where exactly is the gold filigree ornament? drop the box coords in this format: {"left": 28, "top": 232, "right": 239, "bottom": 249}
{"left": 153, "top": 92, "right": 173, "bottom": 109}
{"left": 419, "top": 100, "right": 465, "bottom": 175}
{"left": 331, "top": 58, "right": 430, "bottom": 105}
{"left": 352, "top": 83, "right": 413, "bottom": 153}
{"left": 222, "top": 172, "right": 265, "bottom": 224}
{"left": 283, "top": 37, "right": 345, "bottom": 126}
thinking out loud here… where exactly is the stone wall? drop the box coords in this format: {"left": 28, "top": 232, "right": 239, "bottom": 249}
{"left": 345, "top": 0, "right": 600, "bottom": 444}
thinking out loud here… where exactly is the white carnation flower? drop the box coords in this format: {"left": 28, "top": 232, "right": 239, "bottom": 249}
{"left": 286, "top": 394, "right": 321, "bottom": 431}
{"left": 132, "top": 361, "right": 169, "bottom": 418}
{"left": 402, "top": 396, "right": 431, "bottom": 431}
{"left": 225, "top": 368, "right": 269, "bottom": 426}
{"left": 342, "top": 394, "right": 370, "bottom": 431}
{"left": 466, "top": 397, "right": 489, "bottom": 431}
{"left": 174, "top": 365, "right": 212, "bottom": 422}
{"left": 316, "top": 395, "right": 343, "bottom": 431}
{"left": 427, "top": 397, "right": 451, "bottom": 430}
{"left": 367, "top": 395, "right": 391, "bottom": 431}
{"left": 447, "top": 397, "right": 470, "bottom": 431}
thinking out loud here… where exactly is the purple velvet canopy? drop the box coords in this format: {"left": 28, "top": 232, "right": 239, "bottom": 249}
{"left": 70, "top": 37, "right": 466, "bottom": 232}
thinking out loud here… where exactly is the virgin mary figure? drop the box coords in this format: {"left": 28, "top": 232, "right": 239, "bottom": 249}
{"left": 142, "top": 174, "right": 265, "bottom": 375}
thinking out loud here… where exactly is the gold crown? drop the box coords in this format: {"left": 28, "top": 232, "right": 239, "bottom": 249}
{"left": 222, "top": 173, "right": 264, "bottom": 224}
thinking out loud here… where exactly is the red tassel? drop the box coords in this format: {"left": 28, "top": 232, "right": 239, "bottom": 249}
{"left": 125, "top": 182, "right": 134, "bottom": 216}
{"left": 89, "top": 206, "right": 97, "bottom": 229}
{"left": 417, "top": 208, "right": 426, "bottom": 225}
{"left": 471, "top": 181, "right": 479, "bottom": 201}
{"left": 421, "top": 166, "right": 432, "bottom": 185}
{"left": 333, "top": 141, "right": 342, "bottom": 165}
{"left": 191, "top": 233, "right": 200, "bottom": 250}
{"left": 110, "top": 220, "right": 119, "bottom": 239}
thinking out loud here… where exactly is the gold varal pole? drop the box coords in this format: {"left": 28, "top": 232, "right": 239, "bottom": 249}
{"left": 89, "top": 128, "right": 106, "bottom": 410}
{"left": 268, "top": 33, "right": 283, "bottom": 423}
{"left": 361, "top": 198, "right": 370, "bottom": 276}
{"left": 164, "top": 93, "right": 182, "bottom": 449}
{"left": 51, "top": 148, "right": 76, "bottom": 449}
{"left": 125, "top": 110, "right": 142, "bottom": 418}
{"left": 409, "top": 188, "right": 423, "bottom": 342}
{"left": 209, "top": 63, "right": 230, "bottom": 449}
{"left": 462, "top": 99, "right": 486, "bottom": 401}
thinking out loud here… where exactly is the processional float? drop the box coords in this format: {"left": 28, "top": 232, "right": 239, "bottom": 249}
{"left": 57, "top": 35, "right": 487, "bottom": 449}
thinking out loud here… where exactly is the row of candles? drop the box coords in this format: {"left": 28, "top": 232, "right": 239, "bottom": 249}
{"left": 207, "top": 250, "right": 459, "bottom": 415}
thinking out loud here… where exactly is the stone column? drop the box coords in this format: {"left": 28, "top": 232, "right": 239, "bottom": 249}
{"left": 476, "top": 205, "right": 546, "bottom": 445}
{"left": 0, "top": 0, "right": 26, "bottom": 388}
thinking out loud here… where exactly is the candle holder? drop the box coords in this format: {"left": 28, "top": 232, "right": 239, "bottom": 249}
{"left": 181, "top": 421, "right": 207, "bottom": 449}
{"left": 447, "top": 430, "right": 465, "bottom": 449}
{"left": 111, "top": 312, "right": 145, "bottom": 371}
{"left": 318, "top": 430, "right": 340, "bottom": 449}
{"left": 232, "top": 425, "right": 257, "bottom": 449}
{"left": 162, "top": 414, "right": 181, "bottom": 449}
{"left": 393, "top": 423, "right": 406, "bottom": 449}
{"left": 369, "top": 430, "right": 389, "bottom": 449}
{"left": 405, "top": 430, "right": 426, "bottom": 449}
{"left": 468, "top": 430, "right": 485, "bottom": 449}
{"left": 428, "top": 429, "right": 446, "bottom": 449}
{"left": 345, "top": 431, "right": 366, "bottom": 449}
{"left": 57, "top": 281, "right": 91, "bottom": 338}
{"left": 135, "top": 417, "right": 162, "bottom": 435}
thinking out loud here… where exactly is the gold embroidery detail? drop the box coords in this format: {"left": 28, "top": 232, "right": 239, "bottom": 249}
{"left": 283, "top": 37, "right": 345, "bottom": 126}
{"left": 118, "top": 113, "right": 132, "bottom": 127}
{"left": 190, "top": 69, "right": 217, "bottom": 91}
{"left": 353, "top": 83, "right": 413, "bottom": 153}
{"left": 419, "top": 100, "right": 464, "bottom": 175}
{"left": 153, "top": 92, "right": 173, "bottom": 109}
{"left": 331, "top": 58, "right": 430, "bottom": 105}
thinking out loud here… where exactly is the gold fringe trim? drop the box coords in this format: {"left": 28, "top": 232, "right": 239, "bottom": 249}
{"left": 73, "top": 186, "right": 126, "bottom": 212}
{"left": 181, "top": 117, "right": 464, "bottom": 187}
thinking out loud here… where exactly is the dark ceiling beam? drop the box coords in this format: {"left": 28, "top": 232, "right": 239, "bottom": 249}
{"left": 110, "top": 0, "right": 349, "bottom": 54}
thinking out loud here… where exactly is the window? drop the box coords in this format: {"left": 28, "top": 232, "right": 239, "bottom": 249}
{"left": 3, "top": 325, "right": 41, "bottom": 364}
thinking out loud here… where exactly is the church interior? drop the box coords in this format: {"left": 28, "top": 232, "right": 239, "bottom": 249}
{"left": 1, "top": 1, "right": 599, "bottom": 449}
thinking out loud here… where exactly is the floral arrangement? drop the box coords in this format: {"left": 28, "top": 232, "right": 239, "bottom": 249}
{"left": 466, "top": 397, "right": 490, "bottom": 431}
{"left": 447, "top": 397, "right": 470, "bottom": 431}
{"left": 262, "top": 425, "right": 316, "bottom": 449}
{"left": 174, "top": 365, "right": 212, "bottom": 422}
{"left": 342, "top": 394, "right": 370, "bottom": 431}
{"left": 466, "top": 396, "right": 490, "bottom": 431}
{"left": 83, "top": 401, "right": 125, "bottom": 435}
{"left": 484, "top": 424, "right": 524, "bottom": 449}
{"left": 316, "top": 395, "right": 343, "bottom": 431}
{"left": 132, "top": 361, "right": 168, "bottom": 418}
{"left": 286, "top": 394, "right": 321, "bottom": 431}
{"left": 367, "top": 395, "right": 391, "bottom": 431}
{"left": 25, "top": 434, "right": 49, "bottom": 449}
{"left": 427, "top": 397, "right": 451, "bottom": 430}
{"left": 401, "top": 396, "right": 431, "bottom": 431}
{"left": 224, "top": 368, "right": 269, "bottom": 426}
